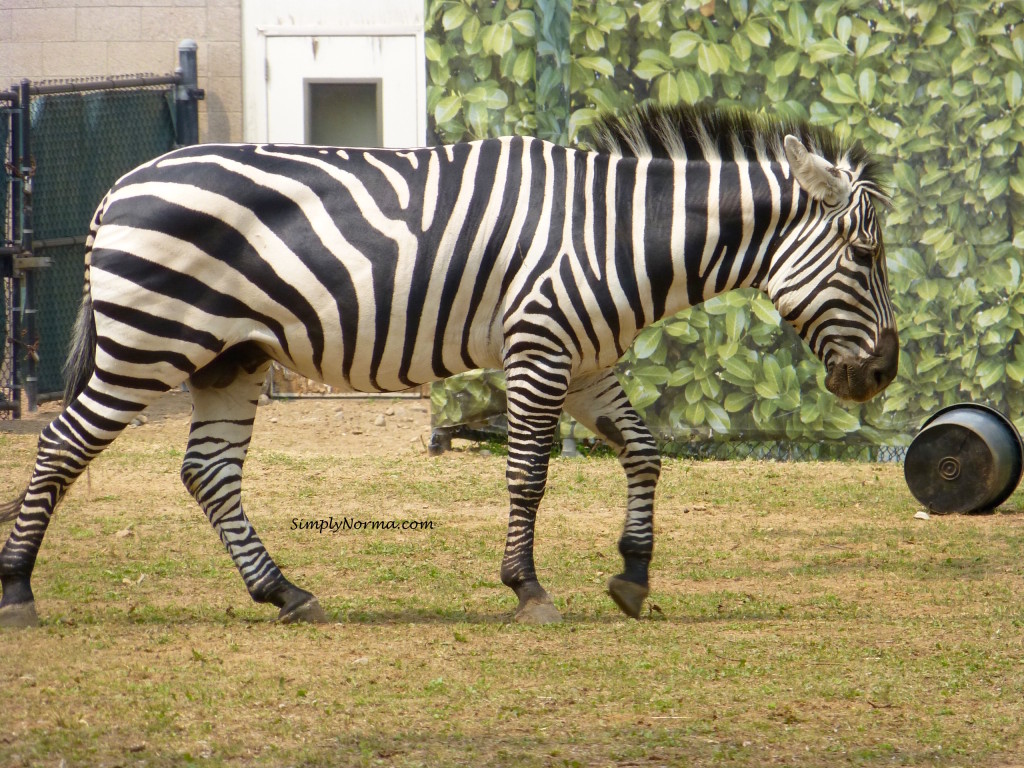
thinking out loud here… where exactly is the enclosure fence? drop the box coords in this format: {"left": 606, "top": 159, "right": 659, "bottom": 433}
{"left": 0, "top": 41, "right": 202, "bottom": 419}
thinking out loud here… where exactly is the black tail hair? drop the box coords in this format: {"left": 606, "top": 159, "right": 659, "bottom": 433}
{"left": 62, "top": 289, "right": 96, "bottom": 405}
{"left": 62, "top": 193, "right": 107, "bottom": 405}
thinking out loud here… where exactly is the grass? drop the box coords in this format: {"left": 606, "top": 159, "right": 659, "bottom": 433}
{"left": 1, "top": 426, "right": 1024, "bottom": 767}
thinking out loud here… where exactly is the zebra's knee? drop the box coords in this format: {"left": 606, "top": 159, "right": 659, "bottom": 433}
{"left": 639, "top": 451, "right": 662, "bottom": 483}
{"left": 621, "top": 445, "right": 661, "bottom": 487}
{"left": 38, "top": 421, "right": 83, "bottom": 470}
{"left": 180, "top": 455, "right": 237, "bottom": 499}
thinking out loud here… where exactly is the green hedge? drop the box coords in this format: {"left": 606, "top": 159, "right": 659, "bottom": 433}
{"left": 426, "top": 0, "right": 1024, "bottom": 452}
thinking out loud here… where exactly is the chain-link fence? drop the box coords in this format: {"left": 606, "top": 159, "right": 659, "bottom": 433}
{"left": 30, "top": 86, "right": 178, "bottom": 396}
{"left": 1, "top": 43, "right": 202, "bottom": 417}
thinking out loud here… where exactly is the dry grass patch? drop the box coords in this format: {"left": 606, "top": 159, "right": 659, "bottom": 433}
{"left": 1, "top": 399, "right": 1024, "bottom": 766}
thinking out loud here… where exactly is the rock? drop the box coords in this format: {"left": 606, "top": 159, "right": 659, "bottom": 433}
{"left": 258, "top": 393, "right": 271, "bottom": 406}
{"left": 914, "top": 510, "right": 931, "bottom": 520}
{"left": 374, "top": 414, "right": 386, "bottom": 427}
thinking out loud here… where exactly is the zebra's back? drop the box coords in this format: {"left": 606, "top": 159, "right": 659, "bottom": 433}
{"left": 88, "top": 139, "right": 546, "bottom": 392}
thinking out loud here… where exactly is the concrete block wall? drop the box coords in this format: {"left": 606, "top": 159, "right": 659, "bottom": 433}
{"left": 0, "top": 0, "right": 243, "bottom": 142}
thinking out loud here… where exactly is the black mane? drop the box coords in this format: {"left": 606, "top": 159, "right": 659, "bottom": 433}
{"left": 589, "top": 101, "right": 886, "bottom": 195}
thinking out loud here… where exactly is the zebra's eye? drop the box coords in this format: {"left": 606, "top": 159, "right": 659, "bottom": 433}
{"left": 850, "top": 244, "right": 875, "bottom": 266}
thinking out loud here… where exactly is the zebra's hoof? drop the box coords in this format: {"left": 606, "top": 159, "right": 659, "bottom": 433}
{"left": 0, "top": 601, "right": 40, "bottom": 628}
{"left": 277, "top": 596, "right": 328, "bottom": 624}
{"left": 514, "top": 597, "right": 562, "bottom": 624}
{"left": 608, "top": 576, "right": 649, "bottom": 619}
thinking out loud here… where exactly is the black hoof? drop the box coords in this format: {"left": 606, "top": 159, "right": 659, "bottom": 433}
{"left": 608, "top": 576, "right": 649, "bottom": 619}
{"left": 514, "top": 597, "right": 562, "bottom": 624}
{"left": 262, "top": 582, "right": 329, "bottom": 624}
{"left": 508, "top": 579, "right": 562, "bottom": 624}
{"left": 0, "top": 574, "right": 37, "bottom": 627}
{"left": 277, "top": 596, "right": 328, "bottom": 624}
{"left": 0, "top": 601, "right": 39, "bottom": 628}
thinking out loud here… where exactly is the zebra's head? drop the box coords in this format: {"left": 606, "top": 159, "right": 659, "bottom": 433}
{"left": 763, "top": 134, "right": 898, "bottom": 403}
{"left": 591, "top": 102, "right": 899, "bottom": 403}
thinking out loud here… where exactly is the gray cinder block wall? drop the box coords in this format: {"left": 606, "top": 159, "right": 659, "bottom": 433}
{"left": 0, "top": 0, "right": 243, "bottom": 142}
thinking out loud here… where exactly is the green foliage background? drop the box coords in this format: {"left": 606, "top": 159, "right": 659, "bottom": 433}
{"left": 425, "top": 0, "right": 1024, "bottom": 456}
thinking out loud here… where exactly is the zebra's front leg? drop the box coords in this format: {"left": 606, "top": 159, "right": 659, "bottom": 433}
{"left": 500, "top": 357, "right": 571, "bottom": 624}
{"left": 183, "top": 361, "right": 327, "bottom": 624}
{"left": 565, "top": 370, "right": 660, "bottom": 618}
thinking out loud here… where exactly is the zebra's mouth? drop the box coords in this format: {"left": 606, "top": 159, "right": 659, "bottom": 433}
{"left": 824, "top": 329, "right": 899, "bottom": 403}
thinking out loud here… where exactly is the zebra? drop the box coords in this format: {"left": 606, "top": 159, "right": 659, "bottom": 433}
{"left": 0, "top": 102, "right": 898, "bottom": 628}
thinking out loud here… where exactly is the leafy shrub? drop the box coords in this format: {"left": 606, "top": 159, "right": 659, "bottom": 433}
{"left": 427, "top": 0, "right": 1024, "bottom": 451}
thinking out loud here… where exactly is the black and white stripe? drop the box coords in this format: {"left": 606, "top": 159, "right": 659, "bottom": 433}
{"left": 0, "top": 103, "right": 898, "bottom": 626}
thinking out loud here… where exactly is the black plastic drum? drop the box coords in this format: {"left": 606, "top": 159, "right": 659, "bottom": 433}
{"left": 904, "top": 403, "right": 1023, "bottom": 514}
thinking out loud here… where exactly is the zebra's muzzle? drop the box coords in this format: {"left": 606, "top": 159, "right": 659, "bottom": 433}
{"left": 825, "top": 328, "right": 899, "bottom": 403}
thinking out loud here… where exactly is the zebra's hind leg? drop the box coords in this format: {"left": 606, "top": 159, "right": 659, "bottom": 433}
{"left": 564, "top": 370, "right": 661, "bottom": 619}
{"left": 0, "top": 379, "right": 166, "bottom": 627}
{"left": 500, "top": 355, "right": 571, "bottom": 624}
{"left": 183, "top": 353, "right": 327, "bottom": 624}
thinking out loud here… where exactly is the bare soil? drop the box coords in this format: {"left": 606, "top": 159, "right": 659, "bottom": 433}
{"left": 3, "top": 389, "right": 435, "bottom": 457}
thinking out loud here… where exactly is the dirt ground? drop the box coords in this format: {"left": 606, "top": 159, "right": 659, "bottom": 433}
{"left": 4, "top": 387, "right": 1024, "bottom": 766}
{"left": 1, "top": 389, "right": 436, "bottom": 457}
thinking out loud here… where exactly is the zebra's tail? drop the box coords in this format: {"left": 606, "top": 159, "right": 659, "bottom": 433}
{"left": 62, "top": 290, "right": 96, "bottom": 405}
{"left": 62, "top": 195, "right": 105, "bottom": 405}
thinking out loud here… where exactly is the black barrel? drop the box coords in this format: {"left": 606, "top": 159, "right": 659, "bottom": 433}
{"left": 904, "top": 403, "right": 1023, "bottom": 514}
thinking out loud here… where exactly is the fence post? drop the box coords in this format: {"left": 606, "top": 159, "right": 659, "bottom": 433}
{"left": 175, "top": 39, "right": 203, "bottom": 146}
{"left": 6, "top": 85, "right": 22, "bottom": 419}
{"left": 17, "top": 79, "right": 37, "bottom": 413}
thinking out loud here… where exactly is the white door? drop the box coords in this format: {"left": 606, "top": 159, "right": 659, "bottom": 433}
{"left": 263, "top": 35, "right": 423, "bottom": 148}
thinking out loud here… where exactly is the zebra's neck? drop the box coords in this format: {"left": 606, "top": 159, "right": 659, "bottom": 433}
{"left": 573, "top": 146, "right": 794, "bottom": 334}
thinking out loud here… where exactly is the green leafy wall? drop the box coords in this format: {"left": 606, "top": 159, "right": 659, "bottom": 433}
{"left": 426, "top": 0, "right": 1024, "bottom": 455}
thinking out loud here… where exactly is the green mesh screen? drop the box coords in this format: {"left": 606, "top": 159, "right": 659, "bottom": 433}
{"left": 30, "top": 88, "right": 175, "bottom": 395}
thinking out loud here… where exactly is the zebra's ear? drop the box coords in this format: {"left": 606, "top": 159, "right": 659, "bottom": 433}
{"left": 783, "top": 134, "right": 851, "bottom": 207}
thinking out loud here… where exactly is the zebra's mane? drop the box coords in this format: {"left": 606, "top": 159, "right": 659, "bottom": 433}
{"left": 590, "top": 102, "right": 887, "bottom": 198}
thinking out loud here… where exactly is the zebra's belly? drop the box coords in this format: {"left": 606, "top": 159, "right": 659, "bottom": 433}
{"left": 264, "top": 317, "right": 506, "bottom": 394}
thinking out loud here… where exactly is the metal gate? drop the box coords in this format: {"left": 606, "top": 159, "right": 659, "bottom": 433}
{"left": 0, "top": 41, "right": 203, "bottom": 419}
